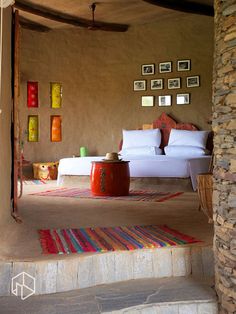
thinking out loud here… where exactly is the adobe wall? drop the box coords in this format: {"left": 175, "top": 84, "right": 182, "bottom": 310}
{"left": 19, "top": 13, "right": 213, "bottom": 162}
{"left": 0, "top": 7, "right": 12, "bottom": 228}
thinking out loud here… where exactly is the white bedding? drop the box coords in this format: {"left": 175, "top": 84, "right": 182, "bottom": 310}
{"left": 57, "top": 155, "right": 211, "bottom": 191}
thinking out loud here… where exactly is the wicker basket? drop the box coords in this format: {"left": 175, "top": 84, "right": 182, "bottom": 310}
{"left": 33, "top": 162, "right": 59, "bottom": 180}
{"left": 197, "top": 173, "right": 213, "bottom": 223}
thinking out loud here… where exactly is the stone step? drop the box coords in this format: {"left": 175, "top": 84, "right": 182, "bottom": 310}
{"left": 0, "top": 277, "right": 217, "bottom": 314}
{"left": 0, "top": 246, "right": 214, "bottom": 296}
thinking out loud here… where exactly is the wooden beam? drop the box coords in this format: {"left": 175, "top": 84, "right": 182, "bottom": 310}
{"left": 142, "top": 0, "right": 214, "bottom": 17}
{"left": 19, "top": 16, "right": 51, "bottom": 32}
{"left": 14, "top": 0, "right": 129, "bottom": 32}
{"left": 14, "top": 0, "right": 88, "bottom": 27}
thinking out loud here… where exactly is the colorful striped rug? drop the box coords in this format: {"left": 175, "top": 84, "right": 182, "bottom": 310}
{"left": 32, "top": 188, "right": 183, "bottom": 202}
{"left": 39, "top": 225, "right": 201, "bottom": 254}
{"left": 23, "top": 179, "right": 47, "bottom": 185}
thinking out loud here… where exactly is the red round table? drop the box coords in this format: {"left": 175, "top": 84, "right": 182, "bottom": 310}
{"left": 90, "top": 161, "right": 130, "bottom": 196}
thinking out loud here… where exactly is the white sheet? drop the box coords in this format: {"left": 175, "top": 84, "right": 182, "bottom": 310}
{"left": 57, "top": 155, "right": 211, "bottom": 191}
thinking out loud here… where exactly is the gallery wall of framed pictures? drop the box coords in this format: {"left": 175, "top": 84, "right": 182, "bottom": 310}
{"left": 133, "top": 59, "right": 200, "bottom": 107}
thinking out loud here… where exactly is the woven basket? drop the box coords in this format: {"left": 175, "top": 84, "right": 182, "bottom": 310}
{"left": 197, "top": 173, "right": 213, "bottom": 223}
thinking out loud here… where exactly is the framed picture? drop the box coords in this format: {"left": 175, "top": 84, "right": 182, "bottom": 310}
{"left": 168, "top": 78, "right": 181, "bottom": 89}
{"left": 187, "top": 75, "right": 200, "bottom": 87}
{"left": 159, "top": 62, "right": 172, "bottom": 73}
{"left": 141, "top": 64, "right": 155, "bottom": 75}
{"left": 177, "top": 59, "right": 191, "bottom": 71}
{"left": 150, "top": 79, "right": 163, "bottom": 90}
{"left": 141, "top": 96, "right": 154, "bottom": 107}
{"left": 158, "top": 95, "right": 171, "bottom": 106}
{"left": 177, "top": 93, "right": 190, "bottom": 105}
{"left": 134, "top": 80, "right": 146, "bottom": 91}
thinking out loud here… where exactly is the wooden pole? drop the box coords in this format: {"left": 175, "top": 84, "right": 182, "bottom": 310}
{"left": 12, "top": 9, "right": 22, "bottom": 223}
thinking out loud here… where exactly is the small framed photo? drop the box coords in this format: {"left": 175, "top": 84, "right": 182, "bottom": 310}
{"left": 168, "top": 78, "right": 181, "bottom": 89}
{"left": 187, "top": 75, "right": 200, "bottom": 87}
{"left": 158, "top": 95, "right": 171, "bottom": 106}
{"left": 141, "top": 64, "right": 155, "bottom": 75}
{"left": 150, "top": 79, "right": 163, "bottom": 90}
{"left": 177, "top": 59, "right": 191, "bottom": 71}
{"left": 134, "top": 80, "right": 146, "bottom": 91}
{"left": 159, "top": 62, "right": 172, "bottom": 73}
{"left": 177, "top": 93, "right": 190, "bottom": 105}
{"left": 142, "top": 96, "right": 154, "bottom": 107}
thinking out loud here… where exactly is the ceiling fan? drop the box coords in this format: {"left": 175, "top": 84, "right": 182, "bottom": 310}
{"left": 87, "top": 2, "right": 129, "bottom": 32}
{"left": 14, "top": 0, "right": 129, "bottom": 33}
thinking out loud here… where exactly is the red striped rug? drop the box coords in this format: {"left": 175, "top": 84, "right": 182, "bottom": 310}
{"left": 23, "top": 179, "right": 47, "bottom": 185}
{"left": 39, "top": 225, "right": 201, "bottom": 254}
{"left": 31, "top": 188, "right": 183, "bottom": 202}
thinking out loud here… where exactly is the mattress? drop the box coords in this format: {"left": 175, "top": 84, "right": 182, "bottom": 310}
{"left": 57, "top": 155, "right": 211, "bottom": 191}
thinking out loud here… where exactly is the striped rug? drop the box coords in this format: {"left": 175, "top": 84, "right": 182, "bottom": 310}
{"left": 23, "top": 179, "right": 47, "bottom": 185}
{"left": 39, "top": 225, "right": 201, "bottom": 254}
{"left": 32, "top": 188, "right": 183, "bottom": 202}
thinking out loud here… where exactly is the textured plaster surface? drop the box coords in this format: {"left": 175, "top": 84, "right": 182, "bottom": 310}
{"left": 19, "top": 14, "right": 213, "bottom": 162}
{"left": 0, "top": 8, "right": 12, "bottom": 229}
{"left": 0, "top": 183, "right": 214, "bottom": 296}
{"left": 0, "top": 182, "right": 213, "bottom": 260}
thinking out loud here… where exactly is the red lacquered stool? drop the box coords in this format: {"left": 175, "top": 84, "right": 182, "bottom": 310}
{"left": 91, "top": 161, "right": 130, "bottom": 196}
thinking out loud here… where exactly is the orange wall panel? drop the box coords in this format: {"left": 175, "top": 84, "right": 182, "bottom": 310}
{"left": 51, "top": 115, "right": 62, "bottom": 142}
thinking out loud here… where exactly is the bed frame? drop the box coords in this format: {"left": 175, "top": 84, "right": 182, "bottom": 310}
{"left": 58, "top": 113, "right": 212, "bottom": 192}
{"left": 59, "top": 175, "right": 194, "bottom": 192}
{"left": 119, "top": 112, "right": 213, "bottom": 152}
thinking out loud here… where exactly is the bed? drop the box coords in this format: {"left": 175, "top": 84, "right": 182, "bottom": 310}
{"left": 58, "top": 155, "right": 211, "bottom": 190}
{"left": 57, "top": 113, "right": 212, "bottom": 191}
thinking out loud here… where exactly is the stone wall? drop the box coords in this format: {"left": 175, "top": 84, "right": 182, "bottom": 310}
{"left": 213, "top": 1, "right": 236, "bottom": 313}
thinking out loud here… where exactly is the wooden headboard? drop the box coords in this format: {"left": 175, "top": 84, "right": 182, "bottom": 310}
{"left": 152, "top": 113, "right": 198, "bottom": 149}
{"left": 120, "top": 113, "right": 213, "bottom": 151}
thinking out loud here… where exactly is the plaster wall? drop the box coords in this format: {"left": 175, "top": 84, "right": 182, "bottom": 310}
{"left": 0, "top": 7, "right": 12, "bottom": 226}
{"left": 20, "top": 14, "right": 213, "bottom": 162}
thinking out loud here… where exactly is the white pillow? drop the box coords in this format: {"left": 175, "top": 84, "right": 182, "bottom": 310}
{"left": 168, "top": 129, "right": 209, "bottom": 149}
{"left": 120, "top": 146, "right": 163, "bottom": 156}
{"left": 164, "top": 145, "right": 209, "bottom": 157}
{"left": 122, "top": 129, "right": 161, "bottom": 149}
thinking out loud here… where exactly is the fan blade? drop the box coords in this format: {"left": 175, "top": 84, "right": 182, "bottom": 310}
{"left": 19, "top": 16, "right": 51, "bottom": 32}
{"left": 88, "top": 2, "right": 128, "bottom": 32}
{"left": 142, "top": 0, "right": 214, "bottom": 17}
{"left": 89, "top": 22, "right": 129, "bottom": 32}
{"left": 14, "top": 0, "right": 129, "bottom": 31}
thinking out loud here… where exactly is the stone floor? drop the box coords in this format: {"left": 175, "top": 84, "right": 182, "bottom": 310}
{"left": 0, "top": 277, "right": 217, "bottom": 314}
{"left": 0, "top": 180, "right": 213, "bottom": 261}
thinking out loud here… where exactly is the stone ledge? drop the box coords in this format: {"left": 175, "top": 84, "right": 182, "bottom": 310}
{"left": 0, "top": 277, "right": 217, "bottom": 314}
{"left": 0, "top": 246, "right": 214, "bottom": 296}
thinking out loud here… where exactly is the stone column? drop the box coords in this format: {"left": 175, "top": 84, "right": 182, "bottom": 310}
{"left": 213, "top": 1, "right": 236, "bottom": 313}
